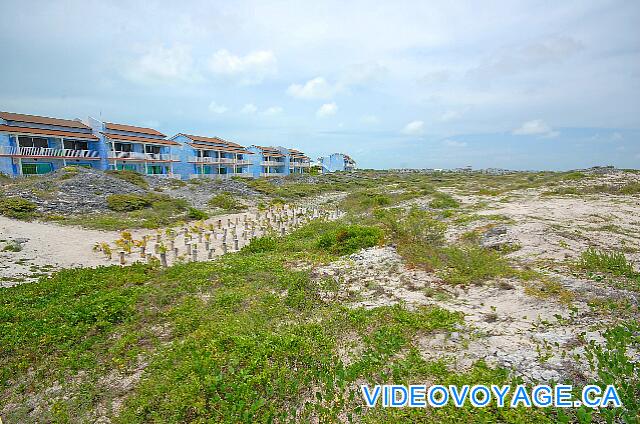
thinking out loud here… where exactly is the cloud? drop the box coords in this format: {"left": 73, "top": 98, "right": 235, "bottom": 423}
{"left": 208, "top": 101, "right": 229, "bottom": 114}
{"left": 287, "top": 77, "right": 337, "bottom": 99}
{"left": 401, "top": 120, "right": 425, "bottom": 135}
{"left": 316, "top": 102, "right": 338, "bottom": 118}
{"left": 444, "top": 139, "right": 468, "bottom": 148}
{"left": 241, "top": 103, "right": 257, "bottom": 114}
{"left": 512, "top": 119, "right": 558, "bottom": 137}
{"left": 208, "top": 49, "right": 277, "bottom": 84}
{"left": 263, "top": 106, "right": 283, "bottom": 116}
{"left": 126, "top": 44, "right": 195, "bottom": 84}
{"left": 361, "top": 114, "right": 379, "bottom": 124}
{"left": 439, "top": 110, "right": 462, "bottom": 122}
{"left": 471, "top": 35, "right": 583, "bottom": 78}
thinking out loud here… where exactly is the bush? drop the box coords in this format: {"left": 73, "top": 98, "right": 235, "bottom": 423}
{"left": 579, "top": 248, "right": 636, "bottom": 277}
{"left": 106, "top": 194, "right": 152, "bottom": 212}
{"left": 439, "top": 245, "right": 513, "bottom": 285}
{"left": 187, "top": 207, "right": 208, "bottom": 220}
{"left": 339, "top": 191, "right": 391, "bottom": 214}
{"left": 242, "top": 236, "right": 278, "bottom": 253}
{"left": 105, "top": 170, "right": 149, "bottom": 189}
{"left": 316, "top": 225, "right": 383, "bottom": 255}
{"left": 0, "top": 197, "right": 38, "bottom": 219}
{"left": 208, "top": 193, "right": 247, "bottom": 211}
{"left": 429, "top": 191, "right": 460, "bottom": 209}
{"left": 2, "top": 240, "right": 22, "bottom": 252}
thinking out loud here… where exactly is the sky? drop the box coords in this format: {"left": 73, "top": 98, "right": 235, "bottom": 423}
{"left": 0, "top": 0, "right": 639, "bottom": 170}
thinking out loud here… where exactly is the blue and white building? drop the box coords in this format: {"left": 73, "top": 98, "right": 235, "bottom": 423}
{"left": 247, "top": 145, "right": 288, "bottom": 177}
{"left": 0, "top": 111, "right": 102, "bottom": 176}
{"left": 318, "top": 153, "right": 356, "bottom": 173}
{"left": 282, "top": 148, "right": 311, "bottom": 175}
{"left": 171, "top": 133, "right": 252, "bottom": 180}
{"left": 86, "top": 117, "right": 180, "bottom": 176}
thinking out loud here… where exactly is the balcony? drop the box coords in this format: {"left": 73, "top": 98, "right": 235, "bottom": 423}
{"left": 189, "top": 172, "right": 250, "bottom": 180}
{"left": 188, "top": 156, "right": 235, "bottom": 164}
{"left": 260, "top": 172, "right": 286, "bottom": 177}
{"left": 108, "top": 151, "right": 179, "bottom": 161}
{"left": 235, "top": 160, "right": 252, "bottom": 166}
{"left": 290, "top": 161, "right": 311, "bottom": 167}
{"left": 0, "top": 146, "right": 100, "bottom": 159}
{"left": 261, "top": 160, "right": 285, "bottom": 166}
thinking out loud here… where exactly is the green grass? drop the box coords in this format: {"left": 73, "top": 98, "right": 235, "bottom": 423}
{"left": 105, "top": 170, "right": 149, "bottom": 189}
{"left": 429, "top": 191, "right": 460, "bottom": 209}
{"left": 0, "top": 196, "right": 38, "bottom": 219}
{"left": 578, "top": 248, "right": 636, "bottom": 277}
{"left": 208, "top": 192, "right": 247, "bottom": 211}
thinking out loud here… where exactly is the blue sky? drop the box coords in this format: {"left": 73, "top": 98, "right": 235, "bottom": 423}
{"left": 1, "top": 0, "right": 638, "bottom": 170}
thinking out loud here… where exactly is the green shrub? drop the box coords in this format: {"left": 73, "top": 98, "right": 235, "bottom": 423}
{"left": 579, "top": 248, "right": 635, "bottom": 277}
{"left": 208, "top": 192, "right": 246, "bottom": 211}
{"left": 187, "top": 207, "right": 208, "bottom": 220}
{"left": 339, "top": 191, "right": 391, "bottom": 214}
{"left": 316, "top": 225, "right": 383, "bottom": 255}
{"left": 2, "top": 240, "right": 22, "bottom": 252}
{"left": 439, "top": 245, "right": 513, "bottom": 285}
{"left": 429, "top": 191, "right": 460, "bottom": 209}
{"left": 243, "top": 236, "right": 278, "bottom": 253}
{"left": 105, "top": 170, "right": 149, "bottom": 189}
{"left": 106, "top": 194, "right": 152, "bottom": 212}
{"left": 0, "top": 196, "right": 38, "bottom": 219}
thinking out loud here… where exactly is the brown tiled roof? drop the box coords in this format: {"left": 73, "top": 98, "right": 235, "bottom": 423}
{"left": 253, "top": 145, "right": 285, "bottom": 157}
{"left": 176, "top": 133, "right": 244, "bottom": 148}
{"left": 288, "top": 149, "right": 309, "bottom": 159}
{"left": 103, "top": 133, "right": 178, "bottom": 146}
{"left": 0, "top": 111, "right": 89, "bottom": 129}
{"left": 0, "top": 125, "right": 98, "bottom": 140}
{"left": 186, "top": 143, "right": 252, "bottom": 155}
{"left": 105, "top": 122, "right": 166, "bottom": 137}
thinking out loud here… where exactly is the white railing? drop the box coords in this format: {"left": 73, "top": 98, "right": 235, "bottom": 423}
{"left": 261, "top": 160, "right": 285, "bottom": 166}
{"left": 0, "top": 146, "right": 100, "bottom": 158}
{"left": 260, "top": 172, "right": 286, "bottom": 177}
{"left": 188, "top": 156, "right": 237, "bottom": 164}
{"left": 108, "top": 151, "right": 178, "bottom": 161}
{"left": 190, "top": 172, "right": 251, "bottom": 180}
{"left": 146, "top": 173, "right": 175, "bottom": 178}
{"left": 236, "top": 160, "right": 252, "bottom": 166}
{"left": 291, "top": 161, "right": 311, "bottom": 167}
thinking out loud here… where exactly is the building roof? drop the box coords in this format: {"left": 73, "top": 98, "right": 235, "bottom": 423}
{"left": 104, "top": 122, "right": 166, "bottom": 137}
{"left": 175, "top": 133, "right": 244, "bottom": 148}
{"left": 102, "top": 133, "right": 179, "bottom": 146}
{"left": 0, "top": 111, "right": 90, "bottom": 130}
{"left": 288, "top": 148, "right": 310, "bottom": 160}
{"left": 0, "top": 125, "right": 98, "bottom": 140}
{"left": 186, "top": 143, "right": 252, "bottom": 154}
{"left": 252, "top": 145, "right": 285, "bottom": 157}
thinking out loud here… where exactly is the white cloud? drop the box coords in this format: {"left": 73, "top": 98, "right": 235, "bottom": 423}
{"left": 401, "top": 120, "right": 425, "bottom": 135}
{"left": 126, "top": 44, "right": 195, "bottom": 84}
{"left": 444, "top": 139, "right": 468, "bottom": 148}
{"left": 512, "top": 119, "right": 558, "bottom": 137}
{"left": 208, "top": 49, "right": 277, "bottom": 84}
{"left": 361, "top": 115, "right": 379, "bottom": 124}
{"left": 263, "top": 106, "right": 283, "bottom": 116}
{"left": 241, "top": 103, "right": 257, "bottom": 114}
{"left": 316, "top": 102, "right": 338, "bottom": 118}
{"left": 439, "top": 110, "right": 462, "bottom": 122}
{"left": 208, "top": 101, "right": 228, "bottom": 114}
{"left": 287, "top": 77, "right": 337, "bottom": 99}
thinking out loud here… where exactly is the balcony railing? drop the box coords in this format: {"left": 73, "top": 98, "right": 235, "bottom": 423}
{"left": 261, "top": 160, "right": 285, "bottom": 166}
{"left": 260, "top": 172, "right": 286, "bottom": 177}
{"left": 189, "top": 172, "right": 250, "bottom": 180}
{"left": 108, "top": 151, "right": 179, "bottom": 161}
{"left": 290, "top": 161, "right": 311, "bottom": 167}
{"left": 188, "top": 157, "right": 251, "bottom": 165}
{"left": 0, "top": 146, "right": 100, "bottom": 159}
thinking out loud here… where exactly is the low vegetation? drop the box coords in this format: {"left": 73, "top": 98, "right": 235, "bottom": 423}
{"left": 208, "top": 192, "right": 247, "bottom": 211}
{"left": 105, "top": 170, "right": 149, "bottom": 189}
{"left": 0, "top": 196, "right": 38, "bottom": 220}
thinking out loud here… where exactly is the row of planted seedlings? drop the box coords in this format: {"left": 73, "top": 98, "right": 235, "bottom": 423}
{"left": 94, "top": 204, "right": 344, "bottom": 267}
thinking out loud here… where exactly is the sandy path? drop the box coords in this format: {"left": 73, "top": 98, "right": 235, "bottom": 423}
{"left": 0, "top": 216, "right": 120, "bottom": 287}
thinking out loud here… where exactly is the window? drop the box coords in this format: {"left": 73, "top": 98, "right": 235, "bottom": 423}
{"left": 145, "top": 145, "right": 161, "bottom": 154}
{"left": 63, "top": 140, "right": 88, "bottom": 150}
{"left": 22, "top": 163, "right": 53, "bottom": 175}
{"left": 18, "top": 136, "right": 48, "bottom": 148}
{"left": 115, "top": 164, "right": 138, "bottom": 171}
{"left": 114, "top": 142, "right": 133, "bottom": 152}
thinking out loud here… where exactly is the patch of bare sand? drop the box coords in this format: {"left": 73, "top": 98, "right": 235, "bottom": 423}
{"left": 314, "top": 246, "right": 632, "bottom": 383}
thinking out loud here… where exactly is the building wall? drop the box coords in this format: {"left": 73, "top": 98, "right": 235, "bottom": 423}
{"left": 320, "top": 153, "right": 354, "bottom": 173}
